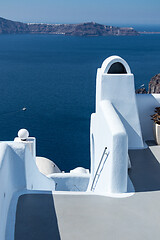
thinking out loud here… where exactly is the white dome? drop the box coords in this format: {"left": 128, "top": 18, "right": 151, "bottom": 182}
{"left": 70, "top": 167, "right": 89, "bottom": 174}
{"left": 36, "top": 157, "right": 61, "bottom": 175}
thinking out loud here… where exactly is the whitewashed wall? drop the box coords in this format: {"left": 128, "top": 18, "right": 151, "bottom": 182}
{"left": 89, "top": 56, "right": 144, "bottom": 194}
{"left": 89, "top": 100, "right": 128, "bottom": 194}
{"left": 0, "top": 142, "right": 55, "bottom": 240}
{"left": 136, "top": 94, "right": 160, "bottom": 141}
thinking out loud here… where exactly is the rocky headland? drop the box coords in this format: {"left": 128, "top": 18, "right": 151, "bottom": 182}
{"left": 135, "top": 87, "right": 147, "bottom": 94}
{"left": 136, "top": 74, "right": 160, "bottom": 94}
{"left": 148, "top": 73, "right": 160, "bottom": 93}
{"left": 0, "top": 17, "right": 139, "bottom": 36}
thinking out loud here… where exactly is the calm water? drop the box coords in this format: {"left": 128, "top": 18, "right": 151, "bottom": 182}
{"left": 0, "top": 34, "right": 160, "bottom": 171}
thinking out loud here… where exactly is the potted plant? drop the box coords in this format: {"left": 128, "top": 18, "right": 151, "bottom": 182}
{"left": 151, "top": 107, "right": 160, "bottom": 145}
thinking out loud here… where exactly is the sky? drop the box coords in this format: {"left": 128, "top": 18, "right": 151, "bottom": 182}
{"left": 0, "top": 0, "right": 160, "bottom": 26}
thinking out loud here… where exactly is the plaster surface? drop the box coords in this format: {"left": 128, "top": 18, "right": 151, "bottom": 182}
{"left": 89, "top": 56, "right": 143, "bottom": 194}
{"left": 49, "top": 173, "right": 89, "bottom": 191}
{"left": 14, "top": 143, "right": 160, "bottom": 240}
{"left": 15, "top": 190, "right": 160, "bottom": 240}
{"left": 0, "top": 142, "right": 55, "bottom": 240}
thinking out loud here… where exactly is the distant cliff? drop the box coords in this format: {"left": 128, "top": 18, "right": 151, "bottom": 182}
{"left": 148, "top": 74, "right": 160, "bottom": 93}
{"left": 0, "top": 17, "right": 139, "bottom": 36}
{"left": 0, "top": 17, "right": 29, "bottom": 34}
{"left": 135, "top": 87, "right": 147, "bottom": 94}
{"left": 135, "top": 74, "right": 160, "bottom": 94}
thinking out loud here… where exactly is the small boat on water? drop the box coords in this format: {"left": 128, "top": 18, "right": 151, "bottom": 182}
{"left": 1, "top": 56, "right": 160, "bottom": 240}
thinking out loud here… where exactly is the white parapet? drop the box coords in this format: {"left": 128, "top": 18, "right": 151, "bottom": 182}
{"left": 0, "top": 142, "right": 55, "bottom": 240}
{"left": 89, "top": 100, "right": 128, "bottom": 194}
{"left": 136, "top": 94, "right": 160, "bottom": 141}
{"left": 89, "top": 56, "right": 143, "bottom": 195}
{"left": 96, "top": 56, "right": 144, "bottom": 149}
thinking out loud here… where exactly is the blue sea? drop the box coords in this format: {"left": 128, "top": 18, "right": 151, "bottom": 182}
{"left": 0, "top": 34, "right": 160, "bottom": 171}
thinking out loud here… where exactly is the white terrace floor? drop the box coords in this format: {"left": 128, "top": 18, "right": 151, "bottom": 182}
{"left": 14, "top": 141, "right": 160, "bottom": 240}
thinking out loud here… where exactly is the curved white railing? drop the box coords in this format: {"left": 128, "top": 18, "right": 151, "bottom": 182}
{"left": 90, "top": 100, "right": 128, "bottom": 194}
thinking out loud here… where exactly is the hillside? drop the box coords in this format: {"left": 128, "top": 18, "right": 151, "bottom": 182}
{"left": 0, "top": 17, "right": 139, "bottom": 36}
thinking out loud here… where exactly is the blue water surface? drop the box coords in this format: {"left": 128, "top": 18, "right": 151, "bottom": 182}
{"left": 0, "top": 34, "right": 160, "bottom": 171}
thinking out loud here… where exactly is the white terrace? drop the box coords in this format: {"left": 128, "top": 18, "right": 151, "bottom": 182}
{"left": 0, "top": 56, "right": 160, "bottom": 240}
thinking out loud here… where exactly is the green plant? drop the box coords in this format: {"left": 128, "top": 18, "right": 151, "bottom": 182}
{"left": 151, "top": 107, "right": 160, "bottom": 125}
